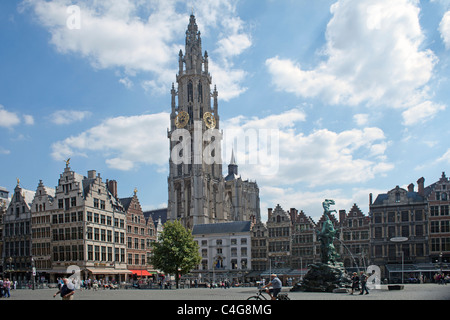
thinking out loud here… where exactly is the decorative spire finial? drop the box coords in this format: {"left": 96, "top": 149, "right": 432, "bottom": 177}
{"left": 230, "top": 149, "right": 236, "bottom": 165}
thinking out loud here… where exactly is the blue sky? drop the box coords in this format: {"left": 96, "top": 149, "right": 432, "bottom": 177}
{"left": 1, "top": 0, "right": 450, "bottom": 222}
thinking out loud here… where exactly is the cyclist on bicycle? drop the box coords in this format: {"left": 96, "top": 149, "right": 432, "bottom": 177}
{"left": 262, "top": 274, "right": 282, "bottom": 300}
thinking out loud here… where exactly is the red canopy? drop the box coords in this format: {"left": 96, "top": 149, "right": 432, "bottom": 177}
{"left": 129, "top": 270, "right": 152, "bottom": 276}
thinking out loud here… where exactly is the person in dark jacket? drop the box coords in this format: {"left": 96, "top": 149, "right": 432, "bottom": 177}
{"left": 359, "top": 271, "right": 369, "bottom": 295}
{"left": 53, "top": 278, "right": 75, "bottom": 300}
{"left": 350, "top": 272, "right": 359, "bottom": 295}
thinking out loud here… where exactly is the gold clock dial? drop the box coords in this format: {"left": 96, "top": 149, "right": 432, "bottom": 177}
{"left": 175, "top": 111, "right": 189, "bottom": 128}
{"left": 203, "top": 112, "right": 216, "bottom": 129}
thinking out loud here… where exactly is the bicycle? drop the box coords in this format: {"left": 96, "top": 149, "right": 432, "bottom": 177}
{"left": 247, "top": 289, "right": 290, "bottom": 300}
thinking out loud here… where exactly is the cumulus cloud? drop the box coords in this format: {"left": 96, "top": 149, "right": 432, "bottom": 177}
{"left": 222, "top": 108, "right": 393, "bottom": 188}
{"left": 0, "top": 105, "right": 21, "bottom": 128}
{"left": 51, "top": 113, "right": 170, "bottom": 171}
{"left": 401, "top": 100, "right": 446, "bottom": 126}
{"left": 440, "top": 11, "right": 450, "bottom": 49}
{"left": 266, "top": 0, "right": 443, "bottom": 126}
{"left": 437, "top": 148, "right": 450, "bottom": 164}
{"left": 353, "top": 114, "right": 369, "bottom": 126}
{"left": 259, "top": 185, "right": 387, "bottom": 222}
{"left": 0, "top": 105, "right": 33, "bottom": 128}
{"left": 21, "top": 0, "right": 251, "bottom": 100}
{"left": 23, "top": 115, "right": 35, "bottom": 125}
{"left": 49, "top": 110, "right": 92, "bottom": 125}
{"left": 0, "top": 147, "right": 11, "bottom": 155}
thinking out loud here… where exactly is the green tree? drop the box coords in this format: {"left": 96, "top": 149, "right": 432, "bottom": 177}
{"left": 150, "top": 220, "right": 201, "bottom": 288}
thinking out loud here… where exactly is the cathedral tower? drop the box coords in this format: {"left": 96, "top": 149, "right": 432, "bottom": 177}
{"left": 168, "top": 14, "right": 226, "bottom": 229}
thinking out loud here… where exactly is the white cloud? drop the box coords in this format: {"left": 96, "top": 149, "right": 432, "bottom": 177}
{"left": 0, "top": 105, "right": 21, "bottom": 128}
{"left": 208, "top": 60, "right": 248, "bottom": 101}
{"left": 266, "top": 0, "right": 442, "bottom": 126}
{"left": 21, "top": 0, "right": 183, "bottom": 73}
{"left": 119, "top": 77, "right": 133, "bottom": 89}
{"left": 222, "top": 109, "right": 394, "bottom": 189}
{"left": 401, "top": 100, "right": 446, "bottom": 126}
{"left": 259, "top": 186, "right": 384, "bottom": 222}
{"left": 23, "top": 115, "right": 34, "bottom": 125}
{"left": 51, "top": 113, "right": 170, "bottom": 171}
{"left": 437, "top": 148, "right": 450, "bottom": 164}
{"left": 49, "top": 110, "right": 92, "bottom": 125}
{"left": 105, "top": 158, "right": 135, "bottom": 171}
{"left": 214, "top": 14, "right": 252, "bottom": 59}
{"left": 0, "top": 147, "right": 11, "bottom": 155}
{"left": 21, "top": 0, "right": 251, "bottom": 101}
{"left": 353, "top": 114, "right": 369, "bottom": 126}
{"left": 209, "top": 14, "right": 252, "bottom": 101}
{"left": 440, "top": 11, "right": 450, "bottom": 49}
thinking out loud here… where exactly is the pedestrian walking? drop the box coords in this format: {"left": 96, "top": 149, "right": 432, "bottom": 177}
{"left": 350, "top": 272, "right": 359, "bottom": 295}
{"left": 0, "top": 278, "right": 4, "bottom": 298}
{"left": 53, "top": 278, "right": 75, "bottom": 300}
{"left": 359, "top": 271, "right": 369, "bottom": 295}
{"left": 3, "top": 278, "right": 11, "bottom": 298}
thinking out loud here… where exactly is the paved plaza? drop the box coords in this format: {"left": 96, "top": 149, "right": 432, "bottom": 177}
{"left": 2, "top": 283, "right": 449, "bottom": 301}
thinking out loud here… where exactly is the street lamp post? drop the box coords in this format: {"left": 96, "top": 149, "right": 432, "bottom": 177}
{"left": 400, "top": 250, "right": 404, "bottom": 284}
{"left": 390, "top": 237, "right": 408, "bottom": 284}
{"left": 31, "top": 258, "right": 35, "bottom": 290}
{"left": 8, "top": 257, "right": 12, "bottom": 281}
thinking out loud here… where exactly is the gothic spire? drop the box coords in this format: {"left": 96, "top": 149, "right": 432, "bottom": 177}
{"left": 230, "top": 149, "right": 237, "bottom": 165}
{"left": 184, "top": 14, "right": 203, "bottom": 73}
{"left": 227, "top": 149, "right": 238, "bottom": 177}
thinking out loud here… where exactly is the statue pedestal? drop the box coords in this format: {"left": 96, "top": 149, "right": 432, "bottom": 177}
{"left": 300, "top": 262, "right": 351, "bottom": 293}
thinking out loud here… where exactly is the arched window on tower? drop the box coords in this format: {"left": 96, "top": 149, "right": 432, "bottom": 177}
{"left": 188, "top": 81, "right": 193, "bottom": 102}
{"left": 198, "top": 81, "right": 203, "bottom": 103}
{"left": 188, "top": 105, "right": 193, "bottom": 124}
{"left": 176, "top": 186, "right": 182, "bottom": 219}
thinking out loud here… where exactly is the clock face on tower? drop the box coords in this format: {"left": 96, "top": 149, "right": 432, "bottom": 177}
{"left": 175, "top": 111, "right": 189, "bottom": 128}
{"left": 203, "top": 112, "right": 216, "bottom": 129}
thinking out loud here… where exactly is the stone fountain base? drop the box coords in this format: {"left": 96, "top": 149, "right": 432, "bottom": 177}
{"left": 299, "top": 262, "right": 351, "bottom": 293}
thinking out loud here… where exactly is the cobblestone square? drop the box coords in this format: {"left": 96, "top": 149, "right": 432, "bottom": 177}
{"left": 2, "top": 283, "right": 449, "bottom": 301}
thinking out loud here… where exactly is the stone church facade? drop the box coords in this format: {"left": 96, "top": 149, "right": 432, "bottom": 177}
{"left": 167, "top": 15, "right": 260, "bottom": 229}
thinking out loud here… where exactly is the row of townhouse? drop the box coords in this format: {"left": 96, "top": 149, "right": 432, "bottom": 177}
{"left": 187, "top": 204, "right": 371, "bottom": 285}
{"left": 190, "top": 172, "right": 450, "bottom": 285}
{"left": 249, "top": 173, "right": 449, "bottom": 283}
{"left": 370, "top": 172, "right": 450, "bottom": 281}
{"left": 247, "top": 203, "right": 371, "bottom": 284}
{"left": 0, "top": 162, "right": 158, "bottom": 284}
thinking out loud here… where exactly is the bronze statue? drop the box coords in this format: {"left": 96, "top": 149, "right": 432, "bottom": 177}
{"left": 317, "top": 200, "right": 339, "bottom": 265}
{"left": 322, "top": 199, "right": 337, "bottom": 216}
{"left": 297, "top": 199, "right": 351, "bottom": 292}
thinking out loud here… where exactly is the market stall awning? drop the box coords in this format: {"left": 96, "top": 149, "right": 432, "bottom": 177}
{"left": 129, "top": 270, "right": 154, "bottom": 276}
{"left": 87, "top": 268, "right": 131, "bottom": 275}
{"left": 386, "top": 263, "right": 450, "bottom": 273}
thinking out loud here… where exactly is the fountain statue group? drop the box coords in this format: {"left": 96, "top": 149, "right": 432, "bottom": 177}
{"left": 296, "top": 199, "right": 351, "bottom": 292}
